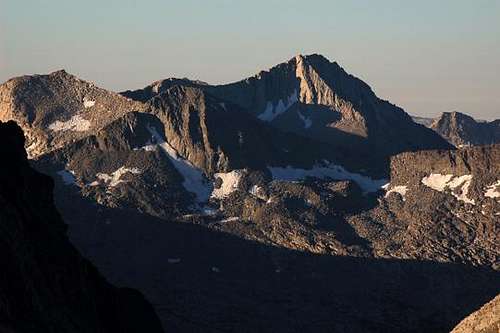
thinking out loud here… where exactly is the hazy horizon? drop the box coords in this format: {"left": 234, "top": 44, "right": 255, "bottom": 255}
{"left": 1, "top": 0, "right": 499, "bottom": 120}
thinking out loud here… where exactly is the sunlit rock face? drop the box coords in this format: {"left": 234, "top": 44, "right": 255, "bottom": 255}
{"left": 121, "top": 54, "right": 451, "bottom": 176}
{"left": 451, "top": 294, "right": 500, "bottom": 333}
{"left": 0, "top": 70, "right": 145, "bottom": 158}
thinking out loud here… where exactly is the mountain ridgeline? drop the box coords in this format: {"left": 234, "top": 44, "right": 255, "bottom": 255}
{"left": 123, "top": 54, "right": 452, "bottom": 175}
{"left": 0, "top": 54, "right": 498, "bottom": 332}
{"left": 413, "top": 111, "right": 500, "bottom": 147}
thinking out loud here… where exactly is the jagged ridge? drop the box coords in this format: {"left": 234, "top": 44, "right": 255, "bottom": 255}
{"left": 430, "top": 111, "right": 500, "bottom": 147}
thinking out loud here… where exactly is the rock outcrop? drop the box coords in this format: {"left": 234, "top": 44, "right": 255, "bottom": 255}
{"left": 451, "top": 294, "right": 500, "bottom": 333}
{"left": 356, "top": 145, "right": 500, "bottom": 268}
{"left": 35, "top": 111, "right": 195, "bottom": 217}
{"left": 0, "top": 70, "right": 145, "bottom": 157}
{"left": 147, "top": 85, "right": 337, "bottom": 175}
{"left": 0, "top": 120, "right": 164, "bottom": 333}
{"left": 411, "top": 115, "right": 435, "bottom": 127}
{"left": 121, "top": 78, "right": 209, "bottom": 103}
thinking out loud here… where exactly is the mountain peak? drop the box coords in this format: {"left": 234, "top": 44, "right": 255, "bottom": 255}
{"left": 443, "top": 111, "right": 472, "bottom": 119}
{"left": 46, "top": 69, "right": 83, "bottom": 82}
{"left": 49, "top": 69, "right": 70, "bottom": 76}
{"left": 294, "top": 53, "right": 332, "bottom": 62}
{"left": 300, "top": 53, "right": 332, "bottom": 63}
{"left": 430, "top": 111, "right": 500, "bottom": 146}
{"left": 0, "top": 69, "right": 145, "bottom": 157}
{"left": 121, "top": 77, "right": 208, "bottom": 102}
{"left": 294, "top": 53, "right": 305, "bottom": 61}
{"left": 114, "top": 54, "right": 450, "bottom": 174}
{"left": 432, "top": 111, "right": 476, "bottom": 127}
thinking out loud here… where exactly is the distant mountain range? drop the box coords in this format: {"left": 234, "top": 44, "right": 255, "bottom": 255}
{"left": 1, "top": 54, "right": 498, "bottom": 332}
{"left": 412, "top": 111, "right": 500, "bottom": 147}
{"left": 123, "top": 54, "right": 451, "bottom": 175}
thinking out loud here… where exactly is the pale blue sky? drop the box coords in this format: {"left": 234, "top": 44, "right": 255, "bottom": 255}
{"left": 1, "top": 0, "right": 499, "bottom": 119}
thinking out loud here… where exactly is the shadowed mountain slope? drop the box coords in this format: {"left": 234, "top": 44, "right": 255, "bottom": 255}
{"left": 0, "top": 121, "right": 164, "bottom": 333}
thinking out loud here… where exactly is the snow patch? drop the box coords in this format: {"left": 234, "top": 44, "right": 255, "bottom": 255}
{"left": 484, "top": 180, "right": 500, "bottom": 199}
{"left": 257, "top": 90, "right": 298, "bottom": 122}
{"left": 211, "top": 170, "right": 243, "bottom": 199}
{"left": 83, "top": 97, "right": 95, "bottom": 108}
{"left": 91, "top": 166, "right": 141, "bottom": 188}
{"left": 268, "top": 162, "right": 387, "bottom": 193}
{"left": 384, "top": 185, "right": 408, "bottom": 201}
{"left": 201, "top": 206, "right": 218, "bottom": 216}
{"left": 48, "top": 114, "right": 91, "bottom": 132}
{"left": 146, "top": 124, "right": 211, "bottom": 202}
{"left": 57, "top": 170, "right": 76, "bottom": 185}
{"left": 219, "top": 217, "right": 239, "bottom": 223}
{"left": 421, "top": 174, "right": 475, "bottom": 204}
{"left": 421, "top": 174, "right": 454, "bottom": 191}
{"left": 297, "top": 111, "right": 312, "bottom": 129}
{"left": 134, "top": 140, "right": 157, "bottom": 152}
{"left": 249, "top": 185, "right": 267, "bottom": 200}
{"left": 266, "top": 196, "right": 276, "bottom": 204}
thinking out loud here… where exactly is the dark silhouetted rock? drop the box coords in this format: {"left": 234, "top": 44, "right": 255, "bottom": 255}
{"left": 0, "top": 120, "right": 164, "bottom": 333}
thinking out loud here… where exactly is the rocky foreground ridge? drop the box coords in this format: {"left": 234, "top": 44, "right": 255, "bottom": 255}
{"left": 0, "top": 121, "right": 164, "bottom": 333}
{"left": 451, "top": 294, "right": 500, "bottom": 333}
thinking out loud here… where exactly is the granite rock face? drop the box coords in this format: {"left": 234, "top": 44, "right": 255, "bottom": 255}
{"left": 0, "top": 120, "right": 164, "bottom": 333}
{"left": 451, "top": 294, "right": 500, "bottom": 333}
{"left": 0, "top": 70, "right": 145, "bottom": 158}
{"left": 146, "top": 85, "right": 338, "bottom": 175}
{"left": 350, "top": 145, "right": 500, "bottom": 269}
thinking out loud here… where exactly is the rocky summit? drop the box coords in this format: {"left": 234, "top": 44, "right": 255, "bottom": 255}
{"left": 430, "top": 112, "right": 500, "bottom": 147}
{"left": 0, "top": 70, "right": 145, "bottom": 158}
{"left": 124, "top": 54, "right": 452, "bottom": 175}
{"left": 413, "top": 111, "right": 500, "bottom": 147}
{"left": 1, "top": 54, "right": 499, "bottom": 332}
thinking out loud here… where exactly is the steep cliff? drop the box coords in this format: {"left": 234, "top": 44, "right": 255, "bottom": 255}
{"left": 0, "top": 120, "right": 164, "bottom": 333}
